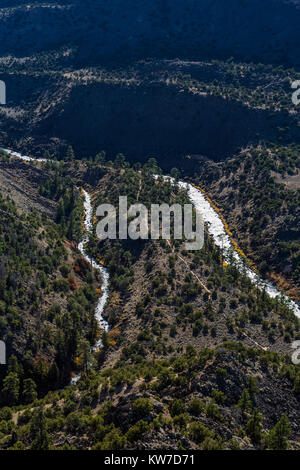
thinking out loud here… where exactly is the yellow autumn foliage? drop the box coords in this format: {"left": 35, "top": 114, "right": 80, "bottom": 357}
{"left": 74, "top": 356, "right": 81, "bottom": 366}
{"left": 192, "top": 182, "right": 257, "bottom": 271}
{"left": 109, "top": 328, "right": 121, "bottom": 337}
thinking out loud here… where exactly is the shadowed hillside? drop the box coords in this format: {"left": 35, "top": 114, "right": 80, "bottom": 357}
{"left": 0, "top": 0, "right": 300, "bottom": 69}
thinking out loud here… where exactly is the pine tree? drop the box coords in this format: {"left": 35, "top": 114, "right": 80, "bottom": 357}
{"left": 246, "top": 409, "right": 263, "bottom": 445}
{"left": 78, "top": 339, "right": 92, "bottom": 373}
{"left": 94, "top": 151, "right": 106, "bottom": 164}
{"left": 266, "top": 414, "right": 291, "bottom": 450}
{"left": 293, "top": 372, "right": 300, "bottom": 394}
{"left": 8, "top": 355, "right": 23, "bottom": 377}
{"left": 65, "top": 146, "right": 75, "bottom": 161}
{"left": 238, "top": 389, "right": 252, "bottom": 412}
{"left": 247, "top": 376, "right": 259, "bottom": 397}
{"left": 30, "top": 409, "right": 50, "bottom": 450}
{"left": 1, "top": 372, "right": 20, "bottom": 405}
{"left": 22, "top": 378, "right": 37, "bottom": 404}
{"left": 42, "top": 150, "right": 51, "bottom": 160}
{"left": 170, "top": 168, "right": 180, "bottom": 180}
{"left": 102, "top": 330, "right": 109, "bottom": 349}
{"left": 114, "top": 153, "right": 126, "bottom": 168}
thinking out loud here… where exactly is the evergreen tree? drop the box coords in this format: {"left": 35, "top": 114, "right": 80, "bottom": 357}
{"left": 78, "top": 339, "right": 92, "bottom": 373}
{"left": 238, "top": 389, "right": 252, "bottom": 412}
{"left": 22, "top": 378, "right": 38, "bottom": 404}
{"left": 42, "top": 150, "right": 51, "bottom": 160}
{"left": 1, "top": 372, "right": 20, "bottom": 405}
{"left": 170, "top": 168, "right": 180, "bottom": 180}
{"left": 293, "top": 372, "right": 300, "bottom": 394}
{"left": 246, "top": 409, "right": 263, "bottom": 445}
{"left": 30, "top": 409, "right": 50, "bottom": 450}
{"left": 265, "top": 414, "right": 291, "bottom": 450}
{"left": 247, "top": 376, "right": 259, "bottom": 397}
{"left": 114, "top": 153, "right": 127, "bottom": 169}
{"left": 8, "top": 355, "right": 23, "bottom": 377}
{"left": 94, "top": 151, "right": 106, "bottom": 164}
{"left": 65, "top": 146, "right": 75, "bottom": 161}
{"left": 102, "top": 330, "right": 109, "bottom": 349}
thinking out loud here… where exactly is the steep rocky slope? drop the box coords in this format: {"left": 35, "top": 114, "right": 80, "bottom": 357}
{"left": 0, "top": 154, "right": 103, "bottom": 395}
{"left": 193, "top": 145, "right": 300, "bottom": 299}
{"left": 0, "top": 155, "right": 299, "bottom": 451}
{"left": 1, "top": 344, "right": 299, "bottom": 450}
{"left": 0, "top": 0, "right": 300, "bottom": 68}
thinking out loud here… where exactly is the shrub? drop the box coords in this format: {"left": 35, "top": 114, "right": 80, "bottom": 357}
{"left": 126, "top": 420, "right": 149, "bottom": 442}
{"left": 95, "top": 428, "right": 126, "bottom": 450}
{"left": 188, "top": 399, "right": 205, "bottom": 416}
{"left": 201, "top": 437, "right": 224, "bottom": 450}
{"left": 53, "top": 279, "right": 69, "bottom": 292}
{"left": 133, "top": 398, "right": 154, "bottom": 419}
{"left": 189, "top": 422, "right": 214, "bottom": 444}
{"left": 169, "top": 399, "right": 186, "bottom": 417}
{"left": 59, "top": 265, "right": 70, "bottom": 278}
{"left": 0, "top": 407, "right": 12, "bottom": 421}
{"left": 206, "top": 401, "right": 224, "bottom": 422}
{"left": 211, "top": 390, "right": 226, "bottom": 405}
